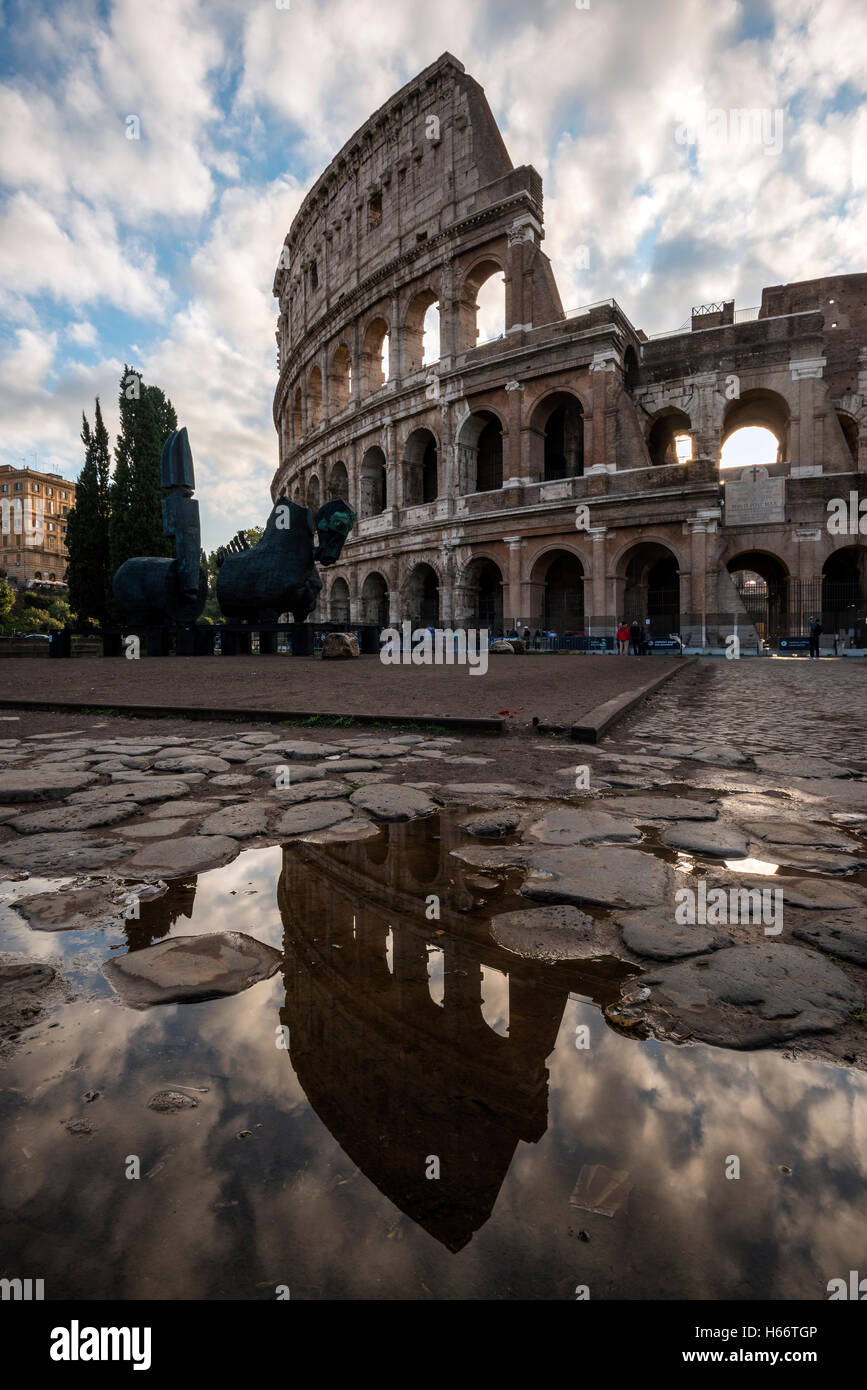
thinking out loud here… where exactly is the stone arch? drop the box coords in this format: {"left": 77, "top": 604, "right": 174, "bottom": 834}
{"left": 306, "top": 473, "right": 320, "bottom": 510}
{"left": 836, "top": 410, "right": 859, "bottom": 466}
{"left": 822, "top": 544, "right": 867, "bottom": 645}
{"left": 727, "top": 549, "right": 790, "bottom": 642}
{"left": 308, "top": 365, "right": 323, "bottom": 429}
{"left": 328, "top": 460, "right": 349, "bottom": 502}
{"left": 405, "top": 289, "right": 440, "bottom": 374}
{"left": 402, "top": 427, "right": 438, "bottom": 505}
{"left": 615, "top": 540, "right": 682, "bottom": 636}
{"left": 456, "top": 408, "right": 504, "bottom": 494}
{"left": 329, "top": 344, "right": 352, "bottom": 410}
{"left": 529, "top": 547, "right": 585, "bottom": 632}
{"left": 405, "top": 561, "right": 440, "bottom": 627}
{"left": 459, "top": 257, "right": 506, "bottom": 351}
{"left": 361, "top": 315, "right": 390, "bottom": 395}
{"left": 720, "top": 388, "right": 790, "bottom": 468}
{"left": 329, "top": 575, "right": 351, "bottom": 624}
{"left": 360, "top": 569, "right": 389, "bottom": 626}
{"left": 528, "top": 390, "right": 585, "bottom": 481}
{"left": 360, "top": 445, "right": 387, "bottom": 517}
{"left": 458, "top": 555, "right": 504, "bottom": 631}
{"left": 647, "top": 408, "right": 692, "bottom": 467}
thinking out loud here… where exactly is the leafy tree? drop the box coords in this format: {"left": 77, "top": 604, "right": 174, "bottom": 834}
{"left": 66, "top": 400, "right": 112, "bottom": 625}
{"left": 0, "top": 592, "right": 70, "bottom": 635}
{"left": 0, "top": 574, "right": 14, "bottom": 620}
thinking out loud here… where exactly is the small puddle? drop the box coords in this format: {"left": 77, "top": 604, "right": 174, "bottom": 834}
{"left": 1, "top": 808, "right": 866, "bottom": 1299}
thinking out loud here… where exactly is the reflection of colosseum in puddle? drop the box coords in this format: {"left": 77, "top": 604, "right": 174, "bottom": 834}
{"left": 276, "top": 815, "right": 589, "bottom": 1252}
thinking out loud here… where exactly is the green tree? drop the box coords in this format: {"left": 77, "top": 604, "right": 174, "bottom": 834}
{"left": 108, "top": 366, "right": 178, "bottom": 576}
{"left": 66, "top": 399, "right": 112, "bottom": 625}
{"left": 0, "top": 574, "right": 14, "bottom": 621}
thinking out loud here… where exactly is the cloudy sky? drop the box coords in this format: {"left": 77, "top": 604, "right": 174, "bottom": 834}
{"left": 0, "top": 0, "right": 864, "bottom": 548}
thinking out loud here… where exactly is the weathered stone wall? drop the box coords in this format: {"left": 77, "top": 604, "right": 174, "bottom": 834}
{"left": 270, "top": 54, "right": 867, "bottom": 645}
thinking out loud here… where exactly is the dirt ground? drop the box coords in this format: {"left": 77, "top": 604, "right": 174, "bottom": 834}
{"left": 0, "top": 652, "right": 683, "bottom": 730}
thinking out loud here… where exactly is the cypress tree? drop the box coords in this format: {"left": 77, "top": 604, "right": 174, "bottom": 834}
{"left": 66, "top": 404, "right": 112, "bottom": 626}
{"left": 108, "top": 366, "right": 178, "bottom": 573}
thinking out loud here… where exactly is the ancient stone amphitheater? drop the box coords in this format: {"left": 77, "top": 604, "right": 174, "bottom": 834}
{"left": 271, "top": 52, "right": 867, "bottom": 648}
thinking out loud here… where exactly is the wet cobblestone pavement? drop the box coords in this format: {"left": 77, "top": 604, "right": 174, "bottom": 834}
{"left": 1, "top": 658, "right": 866, "bottom": 1298}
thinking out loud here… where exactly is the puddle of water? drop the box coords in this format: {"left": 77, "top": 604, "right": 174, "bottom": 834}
{"left": 1, "top": 812, "right": 866, "bottom": 1300}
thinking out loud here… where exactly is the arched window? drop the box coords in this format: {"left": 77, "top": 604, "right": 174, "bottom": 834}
{"left": 648, "top": 410, "right": 692, "bottom": 467}
{"left": 530, "top": 392, "right": 585, "bottom": 481}
{"left": 720, "top": 390, "right": 789, "bottom": 470}
{"left": 406, "top": 563, "right": 439, "bottom": 627}
{"left": 361, "top": 571, "right": 389, "bottom": 626}
{"left": 457, "top": 411, "right": 503, "bottom": 493}
{"left": 330, "top": 344, "right": 352, "bottom": 410}
{"left": 405, "top": 291, "right": 440, "bottom": 373}
{"left": 402, "top": 428, "right": 438, "bottom": 505}
{"left": 361, "top": 317, "right": 390, "bottom": 394}
{"left": 329, "top": 577, "right": 350, "bottom": 624}
{"left": 328, "top": 461, "right": 349, "bottom": 502}
{"left": 306, "top": 475, "right": 320, "bottom": 510}
{"left": 360, "top": 446, "right": 387, "bottom": 517}
{"left": 460, "top": 260, "right": 506, "bottom": 350}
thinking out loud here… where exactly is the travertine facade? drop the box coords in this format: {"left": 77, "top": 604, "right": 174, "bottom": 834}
{"left": 271, "top": 52, "right": 867, "bottom": 646}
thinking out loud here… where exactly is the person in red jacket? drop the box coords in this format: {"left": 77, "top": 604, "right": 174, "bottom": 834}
{"left": 616, "top": 620, "right": 629, "bottom": 655}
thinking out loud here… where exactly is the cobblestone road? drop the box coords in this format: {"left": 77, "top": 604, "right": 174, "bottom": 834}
{"left": 623, "top": 656, "right": 867, "bottom": 764}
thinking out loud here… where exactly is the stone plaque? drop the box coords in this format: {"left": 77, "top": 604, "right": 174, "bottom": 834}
{"left": 724, "top": 467, "right": 785, "bottom": 526}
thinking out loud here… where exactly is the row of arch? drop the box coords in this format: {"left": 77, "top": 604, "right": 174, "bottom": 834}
{"left": 288, "top": 386, "right": 861, "bottom": 512}
{"left": 285, "top": 263, "right": 507, "bottom": 446}
{"left": 647, "top": 388, "right": 860, "bottom": 469}
{"left": 322, "top": 543, "right": 867, "bottom": 640}
{"left": 288, "top": 393, "right": 586, "bottom": 516}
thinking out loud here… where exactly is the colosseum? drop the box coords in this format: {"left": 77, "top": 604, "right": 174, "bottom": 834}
{"left": 271, "top": 52, "right": 867, "bottom": 650}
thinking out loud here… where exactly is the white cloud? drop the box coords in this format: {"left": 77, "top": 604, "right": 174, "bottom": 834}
{"left": 0, "top": 0, "right": 864, "bottom": 544}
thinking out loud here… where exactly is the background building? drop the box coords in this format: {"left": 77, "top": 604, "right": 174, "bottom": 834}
{"left": 0, "top": 464, "right": 74, "bottom": 590}
{"left": 271, "top": 53, "right": 867, "bottom": 648}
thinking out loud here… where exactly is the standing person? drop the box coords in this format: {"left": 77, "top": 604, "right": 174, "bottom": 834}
{"left": 616, "top": 619, "right": 629, "bottom": 655}
{"left": 808, "top": 615, "right": 822, "bottom": 660}
{"left": 629, "top": 619, "right": 642, "bottom": 655}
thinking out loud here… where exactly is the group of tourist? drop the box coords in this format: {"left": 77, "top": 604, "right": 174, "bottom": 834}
{"left": 616, "top": 620, "right": 651, "bottom": 655}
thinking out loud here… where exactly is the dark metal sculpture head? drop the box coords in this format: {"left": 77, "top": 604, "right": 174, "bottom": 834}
{"left": 160, "top": 426, "right": 195, "bottom": 494}
{"left": 313, "top": 499, "right": 356, "bottom": 566}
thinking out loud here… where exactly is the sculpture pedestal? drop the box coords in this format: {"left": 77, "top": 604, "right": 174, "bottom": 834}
{"left": 176, "top": 625, "right": 215, "bottom": 656}
{"left": 221, "top": 628, "right": 251, "bottom": 656}
{"left": 289, "top": 623, "right": 314, "bottom": 656}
